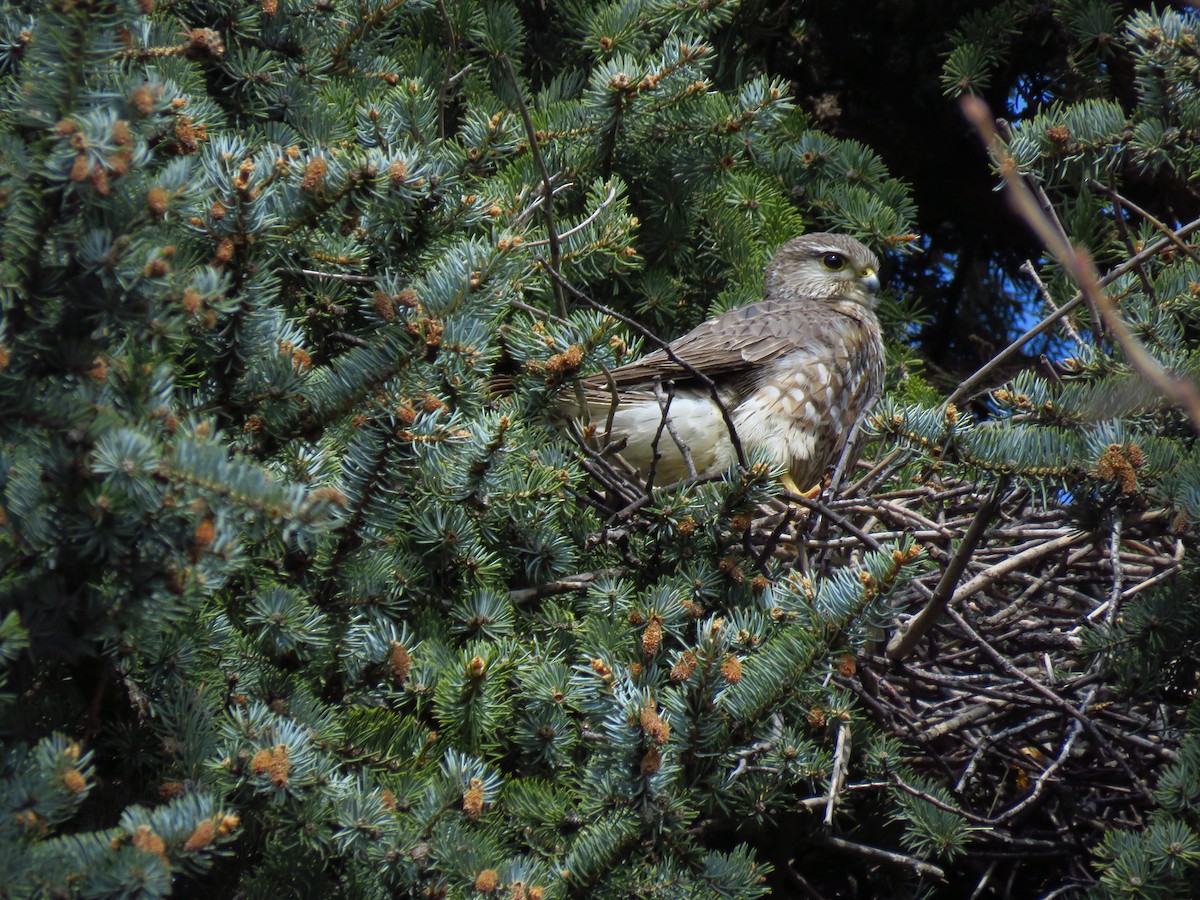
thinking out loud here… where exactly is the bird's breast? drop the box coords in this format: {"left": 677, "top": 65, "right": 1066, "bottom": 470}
{"left": 731, "top": 327, "right": 884, "bottom": 485}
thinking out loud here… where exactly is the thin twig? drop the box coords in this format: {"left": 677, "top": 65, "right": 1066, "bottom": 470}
{"left": 299, "top": 268, "right": 376, "bottom": 284}
{"left": 1117, "top": 538, "right": 1184, "bottom": 602}
{"left": 1087, "top": 179, "right": 1200, "bottom": 269}
{"left": 509, "top": 296, "right": 572, "bottom": 327}
{"left": 500, "top": 54, "right": 568, "bottom": 319}
{"left": 1108, "top": 191, "right": 1157, "bottom": 299}
{"left": 524, "top": 182, "right": 619, "bottom": 248}
{"left": 509, "top": 570, "right": 617, "bottom": 603}
{"left": 889, "top": 774, "right": 1005, "bottom": 827}
{"left": 653, "top": 381, "right": 697, "bottom": 479}
{"left": 1019, "top": 260, "right": 1083, "bottom": 347}
{"left": 824, "top": 719, "right": 852, "bottom": 825}
{"left": 785, "top": 490, "right": 885, "bottom": 552}
{"left": 643, "top": 383, "right": 673, "bottom": 490}
{"left": 511, "top": 182, "right": 575, "bottom": 230}
{"left": 887, "top": 478, "right": 1008, "bottom": 661}
{"left": 841, "top": 447, "right": 911, "bottom": 498}
{"left": 1106, "top": 511, "right": 1123, "bottom": 627}
{"left": 810, "top": 834, "right": 945, "bottom": 881}
{"left": 328, "top": 331, "right": 368, "bottom": 348}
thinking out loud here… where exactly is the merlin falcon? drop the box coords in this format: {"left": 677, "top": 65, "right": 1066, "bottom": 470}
{"left": 574, "top": 233, "right": 884, "bottom": 493}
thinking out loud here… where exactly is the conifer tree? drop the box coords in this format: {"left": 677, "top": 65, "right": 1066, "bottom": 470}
{"left": 0, "top": 1, "right": 1197, "bottom": 898}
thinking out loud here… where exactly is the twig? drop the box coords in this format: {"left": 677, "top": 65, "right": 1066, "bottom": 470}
{"left": 784, "top": 490, "right": 885, "bottom": 553}
{"left": 840, "top": 448, "right": 912, "bottom": 499}
{"left": 328, "top": 331, "right": 368, "bottom": 348}
{"left": 1020, "top": 260, "right": 1083, "bottom": 347}
{"left": 954, "top": 711, "right": 1060, "bottom": 795}
{"left": 889, "top": 774, "right": 1004, "bottom": 827}
{"left": 814, "top": 411, "right": 869, "bottom": 547}
{"left": 652, "top": 381, "right": 697, "bottom": 479}
{"left": 1107, "top": 191, "right": 1157, "bottom": 299}
{"left": 1106, "top": 511, "right": 1123, "bottom": 628}
{"left": 643, "top": 383, "right": 673, "bottom": 490}
{"left": 509, "top": 296, "right": 572, "bottom": 328}
{"left": 921, "top": 699, "right": 1003, "bottom": 740}
{"left": 725, "top": 738, "right": 776, "bottom": 784}
{"left": 524, "top": 182, "right": 619, "bottom": 248}
{"left": 785, "top": 862, "right": 830, "bottom": 900}
{"left": 810, "top": 834, "right": 945, "bottom": 881}
{"left": 970, "top": 861, "right": 998, "bottom": 900}
{"left": 751, "top": 504, "right": 798, "bottom": 568}
{"left": 299, "top": 268, "right": 376, "bottom": 284}
{"left": 991, "top": 699, "right": 1088, "bottom": 826}
{"left": 511, "top": 181, "right": 575, "bottom": 229}
{"left": 887, "top": 478, "right": 1008, "bottom": 661}
{"left": 824, "top": 719, "right": 852, "bottom": 825}
{"left": 1087, "top": 179, "right": 1200, "bottom": 269}
{"left": 570, "top": 435, "right": 642, "bottom": 507}
{"left": 509, "top": 570, "right": 616, "bottom": 603}
{"left": 1117, "top": 538, "right": 1184, "bottom": 602}
{"left": 501, "top": 54, "right": 568, "bottom": 319}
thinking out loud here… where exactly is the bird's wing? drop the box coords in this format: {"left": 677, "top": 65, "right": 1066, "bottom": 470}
{"left": 584, "top": 297, "right": 838, "bottom": 391}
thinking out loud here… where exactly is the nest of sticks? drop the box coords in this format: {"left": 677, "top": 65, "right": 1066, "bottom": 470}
{"left": 572, "top": 431, "right": 1189, "bottom": 896}
{"left": 820, "top": 457, "right": 1186, "bottom": 895}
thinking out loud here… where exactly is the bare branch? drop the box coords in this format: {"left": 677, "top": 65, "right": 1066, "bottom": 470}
{"left": 809, "top": 834, "right": 946, "bottom": 881}
{"left": 887, "top": 478, "right": 1008, "bottom": 661}
{"left": 501, "top": 54, "right": 568, "bottom": 320}
{"left": 824, "top": 718, "right": 852, "bottom": 825}
{"left": 652, "top": 381, "right": 697, "bottom": 480}
{"left": 524, "top": 182, "right": 619, "bottom": 248}
{"left": 299, "top": 268, "right": 377, "bottom": 284}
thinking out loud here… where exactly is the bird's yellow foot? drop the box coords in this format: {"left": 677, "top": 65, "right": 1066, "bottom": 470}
{"left": 781, "top": 472, "right": 821, "bottom": 500}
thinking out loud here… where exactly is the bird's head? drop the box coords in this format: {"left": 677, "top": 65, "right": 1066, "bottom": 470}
{"left": 763, "top": 233, "right": 881, "bottom": 308}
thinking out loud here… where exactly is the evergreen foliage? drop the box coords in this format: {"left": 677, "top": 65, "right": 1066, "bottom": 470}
{"left": 0, "top": 1, "right": 1198, "bottom": 897}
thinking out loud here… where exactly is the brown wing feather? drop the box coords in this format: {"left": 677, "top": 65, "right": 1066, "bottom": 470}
{"left": 584, "top": 297, "right": 852, "bottom": 391}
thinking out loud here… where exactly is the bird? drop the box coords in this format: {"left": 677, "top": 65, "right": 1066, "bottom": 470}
{"left": 569, "top": 232, "right": 884, "bottom": 494}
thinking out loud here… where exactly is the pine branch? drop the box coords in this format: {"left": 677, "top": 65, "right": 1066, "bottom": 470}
{"left": 961, "top": 95, "right": 1200, "bottom": 431}
{"left": 946, "top": 212, "right": 1200, "bottom": 406}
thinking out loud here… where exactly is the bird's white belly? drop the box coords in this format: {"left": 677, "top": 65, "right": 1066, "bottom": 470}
{"left": 597, "top": 391, "right": 734, "bottom": 483}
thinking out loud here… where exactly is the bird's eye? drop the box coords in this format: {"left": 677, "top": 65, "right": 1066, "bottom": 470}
{"left": 821, "top": 253, "right": 847, "bottom": 271}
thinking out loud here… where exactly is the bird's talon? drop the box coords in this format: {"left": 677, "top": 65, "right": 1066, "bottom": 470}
{"left": 780, "top": 473, "right": 821, "bottom": 500}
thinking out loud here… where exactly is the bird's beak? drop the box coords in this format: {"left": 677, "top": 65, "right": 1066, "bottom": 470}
{"left": 858, "top": 267, "right": 880, "bottom": 295}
